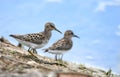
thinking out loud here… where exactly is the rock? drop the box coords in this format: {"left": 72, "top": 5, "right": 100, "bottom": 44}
{"left": 0, "top": 37, "right": 120, "bottom": 77}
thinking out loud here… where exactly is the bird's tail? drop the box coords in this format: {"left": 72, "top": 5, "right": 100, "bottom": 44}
{"left": 10, "top": 34, "right": 17, "bottom": 38}
{"left": 42, "top": 49, "right": 49, "bottom": 52}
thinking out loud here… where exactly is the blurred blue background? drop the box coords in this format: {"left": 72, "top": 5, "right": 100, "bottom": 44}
{"left": 0, "top": 0, "right": 120, "bottom": 74}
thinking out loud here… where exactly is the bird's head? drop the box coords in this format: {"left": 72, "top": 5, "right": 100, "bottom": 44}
{"left": 45, "top": 22, "right": 62, "bottom": 34}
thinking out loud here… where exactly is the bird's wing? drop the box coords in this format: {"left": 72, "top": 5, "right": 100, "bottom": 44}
{"left": 10, "top": 32, "right": 46, "bottom": 44}
{"left": 49, "top": 38, "right": 72, "bottom": 50}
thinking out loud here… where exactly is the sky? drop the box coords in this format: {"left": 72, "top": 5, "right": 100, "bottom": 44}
{"left": 0, "top": 0, "right": 120, "bottom": 74}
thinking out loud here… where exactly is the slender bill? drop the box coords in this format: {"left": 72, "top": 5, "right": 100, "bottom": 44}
{"left": 54, "top": 28, "right": 62, "bottom": 34}
{"left": 73, "top": 34, "right": 80, "bottom": 39}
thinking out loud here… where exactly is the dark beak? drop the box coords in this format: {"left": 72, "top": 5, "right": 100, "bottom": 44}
{"left": 73, "top": 34, "right": 80, "bottom": 39}
{"left": 54, "top": 28, "right": 62, "bottom": 34}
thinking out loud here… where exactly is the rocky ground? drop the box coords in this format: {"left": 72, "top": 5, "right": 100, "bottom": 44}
{"left": 0, "top": 37, "right": 120, "bottom": 77}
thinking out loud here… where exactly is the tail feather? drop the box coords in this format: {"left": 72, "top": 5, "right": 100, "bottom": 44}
{"left": 45, "top": 49, "right": 49, "bottom": 52}
{"left": 42, "top": 49, "right": 49, "bottom": 52}
{"left": 10, "top": 34, "right": 17, "bottom": 38}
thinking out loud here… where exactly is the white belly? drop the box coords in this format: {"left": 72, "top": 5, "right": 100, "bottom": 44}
{"left": 48, "top": 50, "right": 69, "bottom": 54}
{"left": 16, "top": 39, "right": 48, "bottom": 49}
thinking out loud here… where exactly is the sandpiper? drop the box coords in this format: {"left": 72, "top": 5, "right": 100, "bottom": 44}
{"left": 10, "top": 22, "right": 62, "bottom": 54}
{"left": 44, "top": 30, "right": 80, "bottom": 61}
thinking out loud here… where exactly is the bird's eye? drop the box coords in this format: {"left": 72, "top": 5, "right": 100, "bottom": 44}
{"left": 70, "top": 32, "right": 73, "bottom": 35}
{"left": 50, "top": 25, "right": 55, "bottom": 28}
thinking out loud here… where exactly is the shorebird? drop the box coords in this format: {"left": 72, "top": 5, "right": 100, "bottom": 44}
{"left": 10, "top": 22, "right": 62, "bottom": 54}
{"left": 44, "top": 30, "right": 80, "bottom": 61}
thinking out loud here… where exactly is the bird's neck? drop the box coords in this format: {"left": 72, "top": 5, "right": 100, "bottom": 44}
{"left": 64, "top": 37, "right": 73, "bottom": 48}
{"left": 63, "top": 36, "right": 72, "bottom": 40}
{"left": 44, "top": 29, "right": 52, "bottom": 40}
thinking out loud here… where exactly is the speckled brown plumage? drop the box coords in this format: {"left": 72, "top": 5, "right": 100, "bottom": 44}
{"left": 10, "top": 22, "right": 62, "bottom": 54}
{"left": 44, "top": 30, "right": 80, "bottom": 61}
{"left": 10, "top": 33, "right": 46, "bottom": 44}
{"left": 49, "top": 38, "right": 73, "bottom": 51}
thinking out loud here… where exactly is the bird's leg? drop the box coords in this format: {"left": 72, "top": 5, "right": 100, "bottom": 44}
{"left": 57, "top": 54, "right": 63, "bottom": 62}
{"left": 27, "top": 48, "right": 36, "bottom": 57}
{"left": 33, "top": 49, "right": 37, "bottom": 54}
{"left": 27, "top": 48, "right": 34, "bottom": 56}
{"left": 17, "top": 43, "right": 22, "bottom": 48}
{"left": 55, "top": 54, "right": 58, "bottom": 61}
{"left": 57, "top": 54, "right": 64, "bottom": 65}
{"left": 57, "top": 54, "right": 62, "bottom": 61}
{"left": 28, "top": 47, "right": 31, "bottom": 52}
{"left": 60, "top": 54, "right": 63, "bottom": 61}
